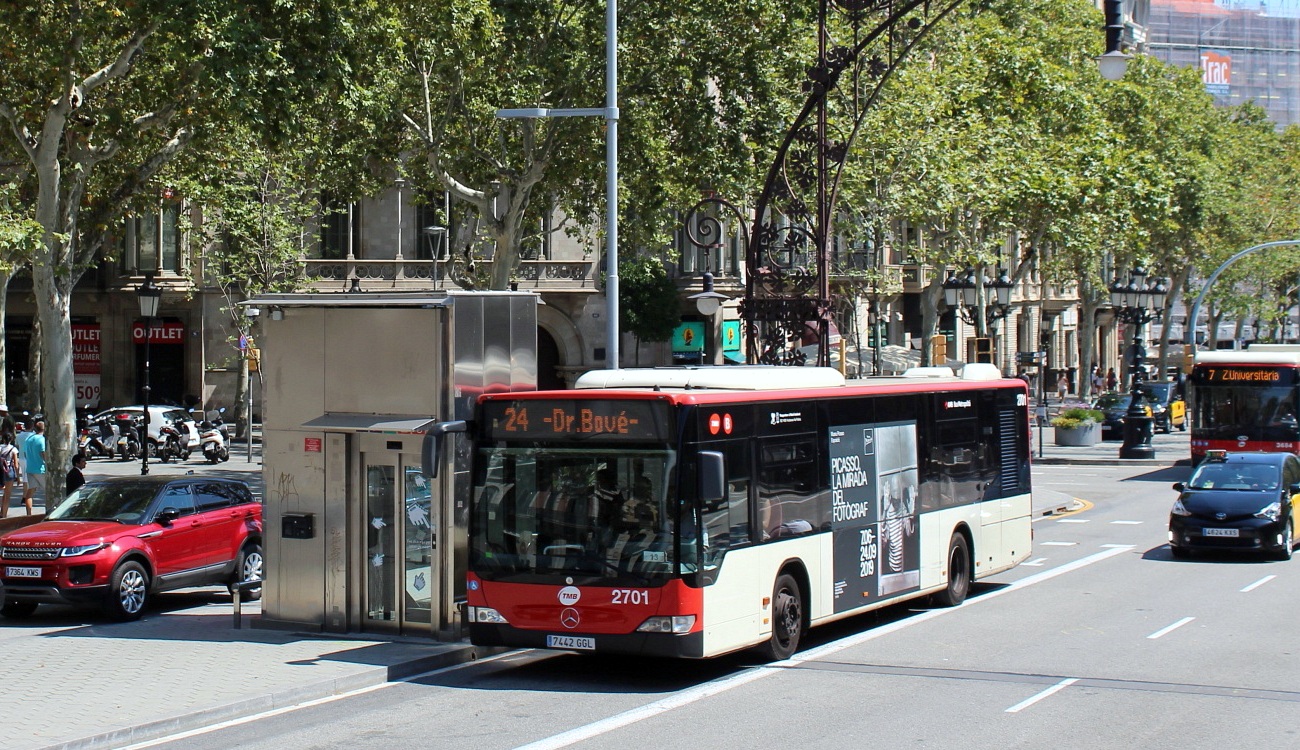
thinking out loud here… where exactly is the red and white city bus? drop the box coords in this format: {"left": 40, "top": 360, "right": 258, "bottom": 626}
{"left": 1189, "top": 345, "right": 1300, "bottom": 462}
{"left": 462, "top": 365, "right": 1032, "bottom": 660}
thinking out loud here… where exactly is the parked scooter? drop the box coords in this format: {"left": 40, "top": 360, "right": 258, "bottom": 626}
{"left": 114, "top": 412, "right": 142, "bottom": 461}
{"left": 156, "top": 421, "right": 190, "bottom": 463}
{"left": 198, "top": 408, "right": 230, "bottom": 464}
{"left": 78, "top": 411, "right": 115, "bottom": 460}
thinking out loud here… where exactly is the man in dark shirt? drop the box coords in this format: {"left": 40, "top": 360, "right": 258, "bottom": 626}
{"left": 66, "top": 453, "right": 87, "bottom": 495}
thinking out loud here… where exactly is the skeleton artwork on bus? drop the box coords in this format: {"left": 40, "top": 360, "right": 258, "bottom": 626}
{"left": 830, "top": 422, "right": 920, "bottom": 611}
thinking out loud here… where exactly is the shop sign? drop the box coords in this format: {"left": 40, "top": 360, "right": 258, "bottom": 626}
{"left": 132, "top": 320, "right": 185, "bottom": 344}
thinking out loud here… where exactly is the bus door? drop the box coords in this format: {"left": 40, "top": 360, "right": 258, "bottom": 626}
{"left": 359, "top": 435, "right": 437, "bottom": 635}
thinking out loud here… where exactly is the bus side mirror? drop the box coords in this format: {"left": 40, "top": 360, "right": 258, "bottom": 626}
{"left": 421, "top": 420, "right": 468, "bottom": 479}
{"left": 699, "top": 451, "right": 725, "bottom": 502}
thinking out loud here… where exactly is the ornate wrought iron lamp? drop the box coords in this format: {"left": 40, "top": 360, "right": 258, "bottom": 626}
{"left": 1109, "top": 267, "right": 1168, "bottom": 459}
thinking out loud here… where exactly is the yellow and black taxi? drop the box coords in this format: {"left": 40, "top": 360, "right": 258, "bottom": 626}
{"left": 1142, "top": 381, "right": 1186, "bottom": 433}
{"left": 1168, "top": 450, "right": 1300, "bottom": 560}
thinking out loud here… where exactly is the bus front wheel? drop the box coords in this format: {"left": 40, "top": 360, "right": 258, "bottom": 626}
{"left": 933, "top": 533, "right": 971, "bottom": 607}
{"left": 759, "top": 573, "right": 804, "bottom": 661}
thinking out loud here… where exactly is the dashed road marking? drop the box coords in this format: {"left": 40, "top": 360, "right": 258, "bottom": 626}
{"left": 1147, "top": 617, "right": 1195, "bottom": 640}
{"left": 1005, "top": 678, "right": 1079, "bottom": 713}
{"left": 1241, "top": 575, "right": 1276, "bottom": 593}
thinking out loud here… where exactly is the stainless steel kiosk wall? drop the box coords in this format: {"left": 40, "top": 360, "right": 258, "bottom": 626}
{"left": 250, "top": 292, "right": 537, "bottom": 638}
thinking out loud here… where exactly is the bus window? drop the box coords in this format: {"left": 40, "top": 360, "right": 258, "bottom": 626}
{"left": 698, "top": 441, "right": 751, "bottom": 557}
{"left": 757, "top": 436, "right": 827, "bottom": 539}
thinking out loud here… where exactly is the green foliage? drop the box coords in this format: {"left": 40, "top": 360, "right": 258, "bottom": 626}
{"left": 1051, "top": 408, "right": 1104, "bottom": 429}
{"left": 619, "top": 255, "right": 681, "bottom": 344}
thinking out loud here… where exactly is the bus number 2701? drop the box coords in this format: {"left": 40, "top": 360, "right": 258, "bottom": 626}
{"left": 611, "top": 589, "right": 649, "bottom": 605}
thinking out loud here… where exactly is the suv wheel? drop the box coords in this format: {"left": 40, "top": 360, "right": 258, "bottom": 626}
{"left": 229, "top": 543, "right": 263, "bottom": 602}
{"left": 1, "top": 599, "right": 37, "bottom": 618}
{"left": 104, "top": 560, "right": 150, "bottom": 621}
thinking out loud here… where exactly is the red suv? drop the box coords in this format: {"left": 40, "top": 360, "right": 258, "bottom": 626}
{"left": 0, "top": 476, "right": 262, "bottom": 620}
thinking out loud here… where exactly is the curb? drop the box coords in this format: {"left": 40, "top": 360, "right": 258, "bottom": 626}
{"left": 41, "top": 641, "right": 488, "bottom": 750}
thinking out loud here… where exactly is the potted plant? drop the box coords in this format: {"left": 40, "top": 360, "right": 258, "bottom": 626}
{"left": 1051, "top": 407, "right": 1104, "bottom": 447}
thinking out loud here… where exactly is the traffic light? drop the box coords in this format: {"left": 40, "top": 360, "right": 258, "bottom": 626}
{"left": 974, "top": 337, "right": 993, "bottom": 363}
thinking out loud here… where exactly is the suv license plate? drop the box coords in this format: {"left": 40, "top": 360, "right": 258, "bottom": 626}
{"left": 1203, "top": 528, "right": 1240, "bottom": 538}
{"left": 5, "top": 566, "right": 42, "bottom": 578}
{"left": 547, "top": 635, "right": 595, "bottom": 650}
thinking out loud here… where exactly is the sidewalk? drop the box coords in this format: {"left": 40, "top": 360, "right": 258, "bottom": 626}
{"left": 2, "top": 422, "right": 1186, "bottom": 750}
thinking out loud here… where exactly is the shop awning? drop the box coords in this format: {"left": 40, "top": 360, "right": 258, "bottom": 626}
{"left": 302, "top": 413, "right": 439, "bottom": 434}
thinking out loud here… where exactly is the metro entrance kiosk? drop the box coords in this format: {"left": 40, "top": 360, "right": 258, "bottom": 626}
{"left": 248, "top": 292, "right": 537, "bottom": 639}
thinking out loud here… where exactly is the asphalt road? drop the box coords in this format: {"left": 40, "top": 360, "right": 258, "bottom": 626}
{"left": 127, "top": 457, "right": 1300, "bottom": 750}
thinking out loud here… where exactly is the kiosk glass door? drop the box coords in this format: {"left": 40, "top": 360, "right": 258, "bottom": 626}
{"left": 362, "top": 454, "right": 435, "bottom": 634}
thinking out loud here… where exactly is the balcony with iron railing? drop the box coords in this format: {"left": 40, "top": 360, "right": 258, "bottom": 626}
{"left": 297, "top": 257, "right": 598, "bottom": 293}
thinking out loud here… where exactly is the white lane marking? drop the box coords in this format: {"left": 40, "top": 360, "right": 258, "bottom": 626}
{"left": 1005, "top": 677, "right": 1079, "bottom": 713}
{"left": 1039, "top": 541, "right": 1077, "bottom": 546}
{"left": 1056, "top": 519, "right": 1090, "bottom": 524}
{"left": 513, "top": 546, "right": 1134, "bottom": 750}
{"left": 118, "top": 651, "right": 520, "bottom": 749}
{"left": 1147, "top": 617, "right": 1196, "bottom": 640}
{"left": 1022, "top": 558, "right": 1047, "bottom": 566}
{"left": 1110, "top": 520, "right": 1143, "bottom": 525}
{"left": 1241, "top": 575, "right": 1277, "bottom": 593}
{"left": 1100, "top": 544, "right": 1130, "bottom": 548}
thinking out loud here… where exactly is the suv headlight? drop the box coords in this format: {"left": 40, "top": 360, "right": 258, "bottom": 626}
{"left": 60, "top": 543, "right": 108, "bottom": 557}
{"left": 1171, "top": 498, "right": 1192, "bottom": 517}
{"left": 1256, "top": 501, "right": 1282, "bottom": 521}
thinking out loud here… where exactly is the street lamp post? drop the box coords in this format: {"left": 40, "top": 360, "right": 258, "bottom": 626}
{"left": 1110, "top": 267, "right": 1168, "bottom": 459}
{"left": 496, "top": 1, "right": 619, "bottom": 368}
{"left": 136, "top": 274, "right": 162, "bottom": 476}
{"left": 942, "top": 268, "right": 1014, "bottom": 366}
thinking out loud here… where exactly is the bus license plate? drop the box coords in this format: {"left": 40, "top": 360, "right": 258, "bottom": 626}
{"left": 547, "top": 635, "right": 595, "bottom": 651}
{"left": 5, "top": 566, "right": 42, "bottom": 578}
{"left": 1203, "top": 528, "right": 1239, "bottom": 537}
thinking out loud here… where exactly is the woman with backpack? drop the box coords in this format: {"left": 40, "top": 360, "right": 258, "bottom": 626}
{"left": 0, "top": 434, "right": 19, "bottom": 518}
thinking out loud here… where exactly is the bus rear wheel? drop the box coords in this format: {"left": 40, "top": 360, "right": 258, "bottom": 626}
{"left": 758, "top": 573, "right": 803, "bottom": 661}
{"left": 933, "top": 533, "right": 971, "bottom": 607}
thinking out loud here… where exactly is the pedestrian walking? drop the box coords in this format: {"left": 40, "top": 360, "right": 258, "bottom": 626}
{"left": 1106, "top": 367, "right": 1118, "bottom": 391}
{"left": 66, "top": 453, "right": 87, "bottom": 495}
{"left": 0, "top": 435, "right": 17, "bottom": 518}
{"left": 1091, "top": 368, "right": 1104, "bottom": 393}
{"left": 21, "top": 420, "right": 46, "bottom": 515}
{"left": 1056, "top": 370, "right": 1069, "bottom": 401}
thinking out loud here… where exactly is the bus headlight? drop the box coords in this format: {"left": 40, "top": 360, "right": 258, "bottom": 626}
{"left": 1255, "top": 501, "right": 1282, "bottom": 521}
{"left": 467, "top": 606, "right": 509, "bottom": 624}
{"left": 1171, "top": 498, "right": 1192, "bottom": 517}
{"left": 636, "top": 615, "right": 695, "bottom": 634}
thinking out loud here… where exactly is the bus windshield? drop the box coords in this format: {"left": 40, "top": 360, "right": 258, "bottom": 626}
{"left": 469, "top": 446, "right": 679, "bottom": 584}
{"left": 1192, "top": 383, "right": 1299, "bottom": 441}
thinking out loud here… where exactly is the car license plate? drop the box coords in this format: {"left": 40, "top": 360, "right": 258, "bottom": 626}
{"left": 5, "top": 566, "right": 42, "bottom": 578}
{"left": 547, "top": 635, "right": 595, "bottom": 651}
{"left": 1203, "top": 528, "right": 1240, "bottom": 538}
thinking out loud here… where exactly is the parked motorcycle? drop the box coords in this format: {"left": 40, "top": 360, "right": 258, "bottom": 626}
{"left": 114, "top": 412, "right": 142, "bottom": 461}
{"left": 199, "top": 408, "right": 230, "bottom": 464}
{"left": 78, "top": 412, "right": 115, "bottom": 459}
{"left": 156, "top": 421, "right": 190, "bottom": 463}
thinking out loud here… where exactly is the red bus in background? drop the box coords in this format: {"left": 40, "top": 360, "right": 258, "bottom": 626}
{"left": 462, "top": 365, "right": 1032, "bottom": 660}
{"left": 1189, "top": 345, "right": 1300, "bottom": 462}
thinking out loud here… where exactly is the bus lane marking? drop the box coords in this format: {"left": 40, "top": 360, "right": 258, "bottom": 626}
{"left": 1110, "top": 520, "right": 1142, "bottom": 525}
{"left": 1038, "top": 541, "right": 1077, "bottom": 546}
{"left": 512, "top": 545, "right": 1134, "bottom": 750}
{"left": 1022, "top": 558, "right": 1047, "bottom": 566}
{"left": 1147, "top": 617, "right": 1195, "bottom": 640}
{"left": 1241, "top": 575, "right": 1276, "bottom": 593}
{"left": 1056, "top": 518, "right": 1089, "bottom": 524}
{"left": 1005, "top": 677, "right": 1079, "bottom": 713}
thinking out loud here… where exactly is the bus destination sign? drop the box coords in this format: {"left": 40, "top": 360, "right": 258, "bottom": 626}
{"left": 1196, "top": 366, "right": 1298, "bottom": 386}
{"left": 482, "top": 399, "right": 671, "bottom": 442}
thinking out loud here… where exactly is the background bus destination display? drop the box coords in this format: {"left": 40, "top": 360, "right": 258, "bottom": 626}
{"left": 1195, "top": 366, "right": 1298, "bottom": 386}
{"left": 482, "top": 400, "right": 670, "bottom": 441}
{"left": 829, "top": 421, "right": 921, "bottom": 613}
